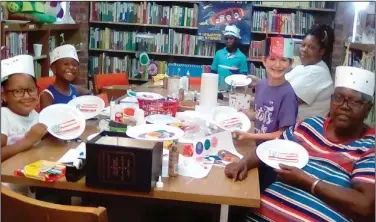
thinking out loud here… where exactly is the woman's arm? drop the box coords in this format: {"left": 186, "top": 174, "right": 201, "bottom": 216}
{"left": 314, "top": 181, "right": 374, "bottom": 220}
{"left": 277, "top": 150, "right": 375, "bottom": 221}
{"left": 239, "top": 144, "right": 262, "bottom": 171}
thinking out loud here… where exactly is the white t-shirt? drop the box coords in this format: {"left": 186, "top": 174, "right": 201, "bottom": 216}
{"left": 285, "top": 61, "right": 334, "bottom": 120}
{"left": 1, "top": 107, "right": 39, "bottom": 145}
{"left": 1, "top": 107, "right": 39, "bottom": 197}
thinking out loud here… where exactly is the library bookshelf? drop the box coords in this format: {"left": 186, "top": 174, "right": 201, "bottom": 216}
{"left": 0, "top": 22, "right": 82, "bottom": 78}
{"left": 88, "top": 1, "right": 337, "bottom": 82}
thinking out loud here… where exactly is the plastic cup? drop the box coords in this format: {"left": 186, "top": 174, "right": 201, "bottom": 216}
{"left": 33, "top": 44, "right": 42, "bottom": 57}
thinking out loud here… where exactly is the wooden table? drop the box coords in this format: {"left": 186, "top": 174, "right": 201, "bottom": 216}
{"left": 2, "top": 82, "right": 260, "bottom": 221}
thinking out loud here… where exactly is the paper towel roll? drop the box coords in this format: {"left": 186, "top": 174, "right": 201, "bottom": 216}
{"left": 200, "top": 73, "right": 218, "bottom": 108}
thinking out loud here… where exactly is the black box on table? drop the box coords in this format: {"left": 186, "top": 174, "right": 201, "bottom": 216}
{"left": 85, "top": 131, "right": 163, "bottom": 192}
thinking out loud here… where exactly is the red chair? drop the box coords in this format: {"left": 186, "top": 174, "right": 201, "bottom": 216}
{"left": 97, "top": 93, "right": 109, "bottom": 106}
{"left": 35, "top": 77, "right": 56, "bottom": 113}
{"left": 37, "top": 76, "right": 56, "bottom": 92}
{"left": 189, "top": 77, "right": 201, "bottom": 86}
{"left": 94, "top": 73, "right": 129, "bottom": 94}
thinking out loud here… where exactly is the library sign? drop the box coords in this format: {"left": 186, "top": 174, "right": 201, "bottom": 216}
{"left": 197, "top": 2, "right": 252, "bottom": 45}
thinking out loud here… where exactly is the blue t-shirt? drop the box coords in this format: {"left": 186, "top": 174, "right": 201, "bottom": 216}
{"left": 44, "top": 84, "right": 77, "bottom": 104}
{"left": 254, "top": 79, "right": 298, "bottom": 145}
{"left": 211, "top": 48, "right": 248, "bottom": 90}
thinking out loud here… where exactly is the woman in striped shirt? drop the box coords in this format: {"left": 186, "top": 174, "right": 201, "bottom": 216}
{"left": 226, "top": 66, "right": 375, "bottom": 222}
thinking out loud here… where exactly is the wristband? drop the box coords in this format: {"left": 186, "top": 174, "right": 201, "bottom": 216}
{"left": 311, "top": 179, "right": 321, "bottom": 195}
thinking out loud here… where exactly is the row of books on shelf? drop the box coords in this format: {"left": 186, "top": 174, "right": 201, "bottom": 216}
{"left": 90, "top": 2, "right": 198, "bottom": 27}
{"left": 89, "top": 27, "right": 216, "bottom": 57}
{"left": 34, "top": 61, "right": 42, "bottom": 79}
{"left": 89, "top": 54, "right": 206, "bottom": 78}
{"left": 252, "top": 10, "right": 314, "bottom": 35}
{"left": 89, "top": 55, "right": 138, "bottom": 76}
{"left": 3, "top": 32, "right": 28, "bottom": 58}
{"left": 253, "top": 1, "right": 335, "bottom": 9}
{"left": 250, "top": 63, "right": 266, "bottom": 80}
{"left": 346, "top": 51, "right": 375, "bottom": 72}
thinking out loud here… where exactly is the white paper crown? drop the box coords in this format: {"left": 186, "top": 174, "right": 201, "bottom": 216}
{"left": 50, "top": 44, "right": 79, "bottom": 64}
{"left": 335, "top": 66, "right": 375, "bottom": 97}
{"left": 223, "top": 25, "right": 241, "bottom": 39}
{"left": 1, "top": 55, "right": 35, "bottom": 82}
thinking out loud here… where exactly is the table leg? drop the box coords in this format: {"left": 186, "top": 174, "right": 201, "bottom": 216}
{"left": 220, "top": 204, "right": 229, "bottom": 222}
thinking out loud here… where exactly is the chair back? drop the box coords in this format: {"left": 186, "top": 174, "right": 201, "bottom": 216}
{"left": 94, "top": 73, "right": 129, "bottom": 94}
{"left": 97, "top": 93, "right": 110, "bottom": 106}
{"left": 37, "top": 76, "right": 56, "bottom": 92}
{"left": 1, "top": 185, "right": 108, "bottom": 222}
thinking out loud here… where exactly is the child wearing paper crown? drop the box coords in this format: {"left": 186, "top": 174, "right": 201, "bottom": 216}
{"left": 39, "top": 44, "right": 91, "bottom": 110}
{"left": 1, "top": 55, "right": 48, "bottom": 162}
{"left": 232, "top": 37, "right": 299, "bottom": 191}
{"left": 1, "top": 55, "right": 48, "bottom": 196}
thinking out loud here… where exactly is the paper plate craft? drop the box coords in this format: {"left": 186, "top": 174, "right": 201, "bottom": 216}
{"left": 145, "top": 114, "right": 179, "bottom": 125}
{"left": 136, "top": 92, "right": 163, "bottom": 100}
{"left": 225, "top": 74, "right": 252, "bottom": 87}
{"left": 256, "top": 139, "right": 309, "bottom": 169}
{"left": 68, "top": 95, "right": 105, "bottom": 120}
{"left": 126, "top": 124, "right": 184, "bottom": 142}
{"left": 39, "top": 104, "right": 86, "bottom": 140}
{"left": 213, "top": 106, "right": 251, "bottom": 132}
{"left": 192, "top": 131, "right": 243, "bottom": 159}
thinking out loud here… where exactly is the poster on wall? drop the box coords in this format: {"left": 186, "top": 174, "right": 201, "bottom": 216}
{"left": 197, "top": 2, "right": 252, "bottom": 45}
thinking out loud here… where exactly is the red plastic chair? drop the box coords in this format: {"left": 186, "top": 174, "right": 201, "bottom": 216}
{"left": 189, "top": 77, "right": 201, "bottom": 86}
{"left": 36, "top": 76, "right": 56, "bottom": 92}
{"left": 94, "top": 73, "right": 129, "bottom": 94}
{"left": 97, "top": 93, "right": 109, "bottom": 107}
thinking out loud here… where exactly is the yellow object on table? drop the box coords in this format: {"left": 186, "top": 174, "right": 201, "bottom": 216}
{"left": 153, "top": 74, "right": 168, "bottom": 86}
{"left": 15, "top": 160, "right": 66, "bottom": 182}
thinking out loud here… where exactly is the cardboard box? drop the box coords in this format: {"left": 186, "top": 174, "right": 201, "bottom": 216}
{"left": 85, "top": 131, "right": 163, "bottom": 192}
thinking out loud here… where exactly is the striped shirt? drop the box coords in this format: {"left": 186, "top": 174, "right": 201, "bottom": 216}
{"left": 246, "top": 116, "right": 375, "bottom": 222}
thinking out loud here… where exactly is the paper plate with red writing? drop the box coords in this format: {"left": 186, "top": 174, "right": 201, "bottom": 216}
{"left": 68, "top": 95, "right": 105, "bottom": 120}
{"left": 212, "top": 106, "right": 251, "bottom": 132}
{"left": 39, "top": 104, "right": 86, "bottom": 140}
{"left": 256, "top": 139, "right": 309, "bottom": 169}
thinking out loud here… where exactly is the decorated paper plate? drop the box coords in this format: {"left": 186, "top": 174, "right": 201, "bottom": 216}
{"left": 39, "top": 104, "right": 86, "bottom": 140}
{"left": 256, "top": 139, "right": 309, "bottom": 169}
{"left": 225, "top": 74, "right": 252, "bottom": 87}
{"left": 213, "top": 106, "right": 251, "bottom": 132}
{"left": 68, "top": 95, "right": 105, "bottom": 120}
{"left": 145, "top": 114, "right": 180, "bottom": 125}
{"left": 218, "top": 65, "right": 239, "bottom": 70}
{"left": 126, "top": 124, "right": 185, "bottom": 142}
{"left": 136, "top": 92, "right": 163, "bottom": 100}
